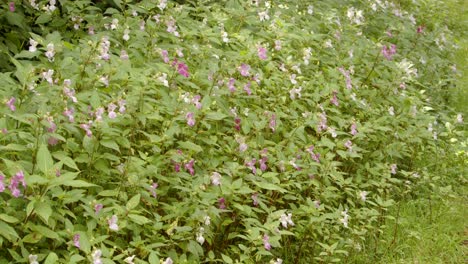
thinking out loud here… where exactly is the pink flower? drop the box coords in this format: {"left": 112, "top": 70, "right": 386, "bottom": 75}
{"left": 192, "top": 95, "right": 202, "bottom": 109}
{"left": 417, "top": 25, "right": 424, "bottom": 34}
{"left": 344, "top": 140, "right": 353, "bottom": 152}
{"left": 259, "top": 156, "right": 268, "bottom": 171}
{"left": 186, "top": 112, "right": 195, "bottom": 127}
{"left": 243, "top": 81, "right": 252, "bottom": 95}
{"left": 118, "top": 99, "right": 126, "bottom": 113}
{"left": 108, "top": 103, "right": 117, "bottom": 119}
{"left": 306, "top": 146, "right": 320, "bottom": 163}
{"left": 274, "top": 40, "right": 282, "bottom": 51}
{"left": 330, "top": 91, "right": 339, "bottom": 106}
{"left": 185, "top": 159, "right": 195, "bottom": 176}
{"left": 251, "top": 193, "right": 259, "bottom": 206}
{"left": 338, "top": 67, "right": 352, "bottom": 90}
{"left": 239, "top": 63, "right": 251, "bottom": 77}
{"left": 80, "top": 122, "right": 93, "bottom": 137}
{"left": 108, "top": 215, "right": 119, "bottom": 231}
{"left": 263, "top": 234, "right": 271, "bottom": 250}
{"left": 227, "top": 78, "right": 236, "bottom": 92}
{"left": 94, "top": 203, "right": 103, "bottom": 214}
{"left": 382, "top": 44, "right": 397, "bottom": 60}
{"left": 73, "top": 234, "right": 80, "bottom": 249}
{"left": 210, "top": 172, "right": 221, "bottom": 186}
{"left": 63, "top": 107, "right": 75, "bottom": 122}
{"left": 6, "top": 97, "right": 16, "bottom": 111}
{"left": 234, "top": 117, "right": 241, "bottom": 131}
{"left": 257, "top": 46, "right": 267, "bottom": 60}
{"left": 317, "top": 112, "right": 328, "bottom": 132}
{"left": 239, "top": 142, "right": 248, "bottom": 152}
{"left": 0, "top": 174, "right": 5, "bottom": 192}
{"left": 350, "top": 123, "right": 358, "bottom": 136}
{"left": 150, "top": 183, "right": 158, "bottom": 198}
{"left": 218, "top": 197, "right": 226, "bottom": 209}
{"left": 177, "top": 62, "right": 190, "bottom": 77}
{"left": 269, "top": 114, "right": 276, "bottom": 132}
{"left": 173, "top": 162, "right": 181, "bottom": 172}
{"left": 246, "top": 158, "right": 257, "bottom": 175}
{"left": 9, "top": 170, "right": 25, "bottom": 197}
{"left": 9, "top": 2, "right": 15, "bottom": 12}
{"left": 161, "top": 50, "right": 170, "bottom": 63}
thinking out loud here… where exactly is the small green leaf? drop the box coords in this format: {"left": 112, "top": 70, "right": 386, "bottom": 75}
{"left": 33, "top": 225, "right": 59, "bottom": 239}
{"left": 0, "top": 220, "right": 19, "bottom": 241}
{"left": 221, "top": 254, "right": 233, "bottom": 264}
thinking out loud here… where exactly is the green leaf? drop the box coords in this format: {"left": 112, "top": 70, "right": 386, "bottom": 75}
{"left": 36, "top": 13, "right": 52, "bottom": 24}
{"left": 0, "top": 214, "right": 19, "bottom": 224}
{"left": 148, "top": 252, "right": 160, "bottom": 264}
{"left": 128, "top": 214, "right": 151, "bottom": 225}
{"left": 22, "top": 232, "right": 43, "bottom": 244}
{"left": 126, "top": 194, "right": 140, "bottom": 210}
{"left": 0, "top": 221, "right": 19, "bottom": 241}
{"left": 252, "top": 181, "right": 287, "bottom": 192}
{"left": 187, "top": 240, "right": 203, "bottom": 258}
{"left": 100, "top": 139, "right": 120, "bottom": 152}
{"left": 205, "top": 112, "right": 227, "bottom": 120}
{"left": 178, "top": 141, "right": 203, "bottom": 153}
{"left": 221, "top": 254, "right": 233, "bottom": 264}
{"left": 62, "top": 180, "right": 97, "bottom": 188}
{"left": 33, "top": 225, "right": 59, "bottom": 239}
{"left": 44, "top": 252, "right": 58, "bottom": 264}
{"left": 37, "top": 144, "right": 54, "bottom": 175}
{"left": 35, "top": 202, "right": 52, "bottom": 223}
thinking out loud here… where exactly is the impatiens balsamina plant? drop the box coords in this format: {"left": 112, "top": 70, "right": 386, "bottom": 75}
{"left": 0, "top": 0, "right": 464, "bottom": 263}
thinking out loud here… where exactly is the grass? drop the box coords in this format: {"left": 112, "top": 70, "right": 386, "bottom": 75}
{"left": 350, "top": 187, "right": 467, "bottom": 264}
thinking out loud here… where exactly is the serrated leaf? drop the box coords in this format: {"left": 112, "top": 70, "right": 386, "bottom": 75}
{"left": 33, "top": 225, "right": 58, "bottom": 239}
{"left": 0, "top": 214, "right": 19, "bottom": 223}
{"left": 44, "top": 252, "right": 58, "bottom": 264}
{"left": 178, "top": 141, "right": 203, "bottom": 153}
{"left": 221, "top": 254, "right": 233, "bottom": 264}
{"left": 63, "top": 180, "right": 96, "bottom": 188}
{"left": 128, "top": 214, "right": 151, "bottom": 225}
{"left": 37, "top": 144, "right": 54, "bottom": 174}
{"left": 252, "top": 181, "right": 287, "bottom": 192}
{"left": 126, "top": 194, "right": 140, "bottom": 210}
{"left": 35, "top": 202, "right": 52, "bottom": 223}
{"left": 0, "top": 220, "right": 19, "bottom": 241}
{"left": 100, "top": 140, "right": 120, "bottom": 152}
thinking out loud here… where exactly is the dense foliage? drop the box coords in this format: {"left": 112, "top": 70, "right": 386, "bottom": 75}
{"left": 0, "top": 0, "right": 465, "bottom": 263}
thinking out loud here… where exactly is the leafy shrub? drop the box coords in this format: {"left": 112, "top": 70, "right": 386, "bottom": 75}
{"left": 0, "top": 0, "right": 465, "bottom": 263}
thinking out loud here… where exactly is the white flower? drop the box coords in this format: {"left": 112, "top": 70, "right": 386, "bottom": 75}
{"left": 162, "top": 257, "right": 173, "bottom": 264}
{"left": 204, "top": 215, "right": 211, "bottom": 226}
{"left": 30, "top": 0, "right": 39, "bottom": 10}
{"left": 29, "top": 39, "right": 38, "bottom": 52}
{"left": 340, "top": 209, "right": 349, "bottom": 228}
{"left": 211, "top": 172, "right": 221, "bottom": 186}
{"left": 289, "top": 86, "right": 302, "bottom": 100}
{"left": 397, "top": 59, "right": 418, "bottom": 79}
{"left": 44, "top": 0, "right": 56, "bottom": 12}
{"left": 42, "top": 69, "right": 54, "bottom": 85}
{"left": 271, "top": 258, "right": 283, "bottom": 264}
{"left": 307, "top": 5, "right": 314, "bottom": 15}
{"left": 158, "top": 73, "right": 169, "bottom": 87}
{"left": 92, "top": 249, "right": 103, "bottom": 264}
{"left": 124, "top": 255, "right": 136, "bottom": 264}
{"left": 196, "top": 227, "right": 205, "bottom": 245}
{"left": 359, "top": 191, "right": 368, "bottom": 201}
{"left": 110, "top": 18, "right": 119, "bottom": 30}
{"left": 29, "top": 254, "right": 39, "bottom": 264}
{"left": 258, "top": 10, "right": 270, "bottom": 21}
{"left": 45, "top": 43, "right": 55, "bottom": 62}
{"left": 388, "top": 106, "right": 395, "bottom": 116}
{"left": 123, "top": 29, "right": 130, "bottom": 41}
{"left": 279, "top": 213, "right": 294, "bottom": 228}
{"left": 158, "top": 0, "right": 167, "bottom": 10}
{"left": 456, "top": 114, "right": 463, "bottom": 123}
{"left": 100, "top": 76, "right": 109, "bottom": 87}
